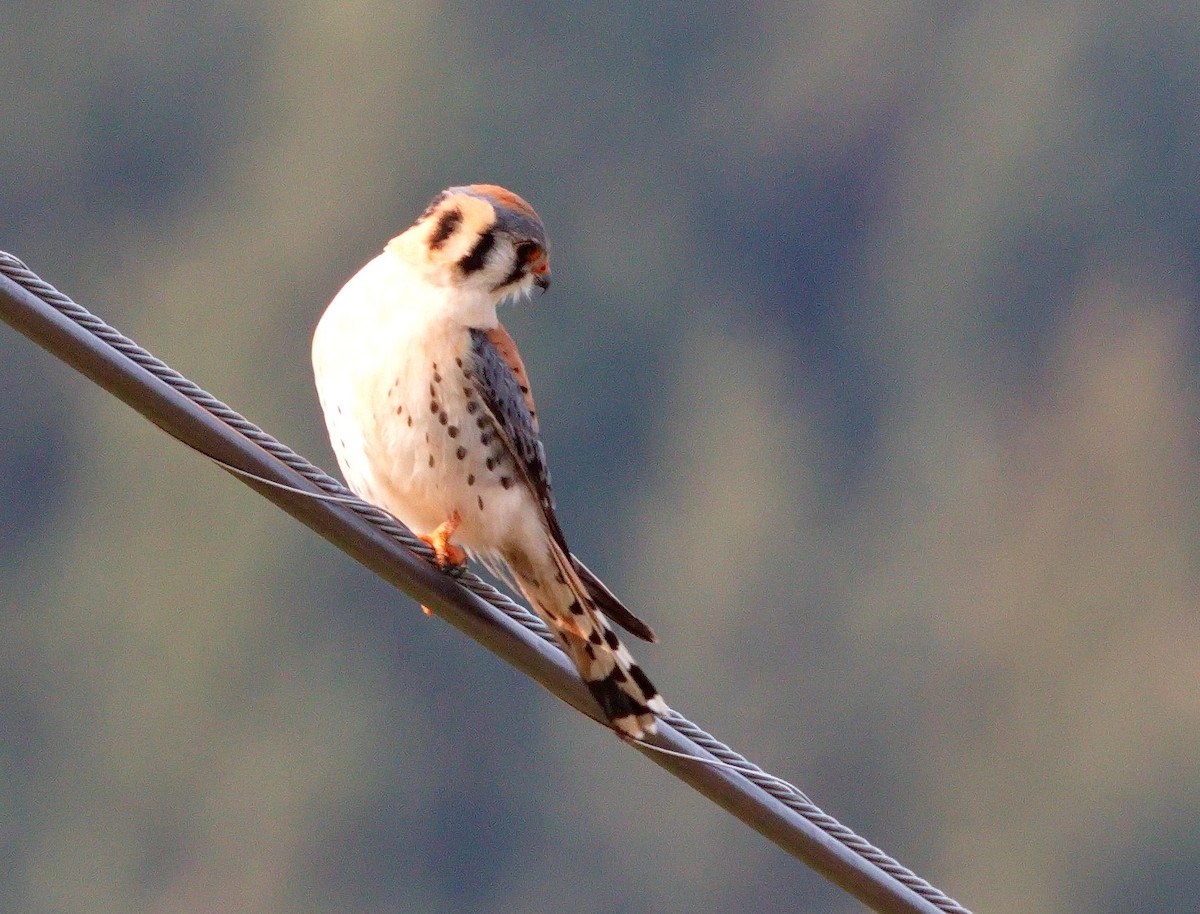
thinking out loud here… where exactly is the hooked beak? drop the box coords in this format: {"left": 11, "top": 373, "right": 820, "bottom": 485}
{"left": 528, "top": 248, "right": 550, "bottom": 293}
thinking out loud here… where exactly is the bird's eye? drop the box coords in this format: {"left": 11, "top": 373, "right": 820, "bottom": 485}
{"left": 515, "top": 241, "right": 540, "bottom": 263}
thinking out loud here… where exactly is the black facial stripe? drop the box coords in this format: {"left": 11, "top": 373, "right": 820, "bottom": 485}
{"left": 428, "top": 208, "right": 462, "bottom": 250}
{"left": 493, "top": 259, "right": 526, "bottom": 291}
{"left": 458, "top": 230, "right": 495, "bottom": 275}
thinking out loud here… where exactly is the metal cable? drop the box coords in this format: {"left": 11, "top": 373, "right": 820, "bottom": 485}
{"left": 0, "top": 251, "right": 972, "bottom": 914}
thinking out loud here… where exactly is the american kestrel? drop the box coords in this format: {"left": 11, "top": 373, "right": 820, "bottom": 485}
{"left": 312, "top": 184, "right": 668, "bottom": 738}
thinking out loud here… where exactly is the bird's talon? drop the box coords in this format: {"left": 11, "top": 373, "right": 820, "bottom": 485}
{"left": 419, "top": 511, "right": 467, "bottom": 569}
{"left": 416, "top": 512, "right": 467, "bottom": 618}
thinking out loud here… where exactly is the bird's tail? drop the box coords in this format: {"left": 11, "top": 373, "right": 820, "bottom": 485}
{"left": 506, "top": 543, "right": 668, "bottom": 738}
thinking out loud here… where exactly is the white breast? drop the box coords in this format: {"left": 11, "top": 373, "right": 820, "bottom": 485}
{"left": 312, "top": 250, "right": 542, "bottom": 556}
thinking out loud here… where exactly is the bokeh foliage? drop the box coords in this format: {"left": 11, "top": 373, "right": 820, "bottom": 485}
{"left": 2, "top": 4, "right": 1198, "bottom": 912}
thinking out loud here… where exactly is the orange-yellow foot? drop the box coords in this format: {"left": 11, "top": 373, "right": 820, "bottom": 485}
{"left": 418, "top": 511, "right": 467, "bottom": 616}
{"left": 420, "top": 511, "right": 467, "bottom": 568}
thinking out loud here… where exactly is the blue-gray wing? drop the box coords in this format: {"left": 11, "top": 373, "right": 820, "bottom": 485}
{"left": 467, "top": 328, "right": 658, "bottom": 643}
{"left": 468, "top": 328, "right": 567, "bottom": 550}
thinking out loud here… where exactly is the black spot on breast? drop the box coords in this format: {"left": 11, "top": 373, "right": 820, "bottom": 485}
{"left": 433, "top": 370, "right": 442, "bottom": 384}
{"left": 395, "top": 404, "right": 403, "bottom": 415}
{"left": 455, "top": 357, "right": 463, "bottom": 368}
{"left": 477, "top": 495, "right": 484, "bottom": 510}
{"left": 500, "top": 476, "right": 512, "bottom": 489}
{"left": 458, "top": 229, "right": 495, "bottom": 275}
{"left": 588, "top": 630, "right": 603, "bottom": 645}
{"left": 438, "top": 411, "right": 448, "bottom": 425}
{"left": 430, "top": 400, "right": 439, "bottom": 413}
{"left": 569, "top": 600, "right": 585, "bottom": 616}
{"left": 466, "top": 400, "right": 478, "bottom": 414}
{"left": 480, "top": 433, "right": 491, "bottom": 446}
{"left": 485, "top": 457, "right": 495, "bottom": 471}
{"left": 476, "top": 416, "right": 487, "bottom": 428}
{"left": 467, "top": 473, "right": 475, "bottom": 486}
{"left": 429, "top": 383, "right": 437, "bottom": 397}
{"left": 448, "top": 425, "right": 459, "bottom": 438}
{"left": 603, "top": 629, "right": 620, "bottom": 650}
{"left": 428, "top": 454, "right": 435, "bottom": 468}
{"left": 456, "top": 446, "right": 467, "bottom": 460}
{"left": 428, "top": 208, "right": 462, "bottom": 250}
{"left": 585, "top": 643, "right": 596, "bottom": 660}
{"left": 407, "top": 416, "right": 413, "bottom": 427}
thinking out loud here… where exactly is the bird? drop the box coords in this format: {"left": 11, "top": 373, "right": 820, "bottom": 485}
{"left": 312, "top": 184, "right": 668, "bottom": 738}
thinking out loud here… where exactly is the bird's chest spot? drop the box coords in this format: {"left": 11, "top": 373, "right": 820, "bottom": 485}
{"left": 376, "top": 356, "right": 521, "bottom": 538}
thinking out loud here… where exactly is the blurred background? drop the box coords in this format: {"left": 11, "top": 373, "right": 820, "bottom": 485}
{"left": 1, "top": 3, "right": 1198, "bottom": 912}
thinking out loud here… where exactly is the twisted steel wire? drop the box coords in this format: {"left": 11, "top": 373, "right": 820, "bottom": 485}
{"left": 0, "top": 250, "right": 971, "bottom": 914}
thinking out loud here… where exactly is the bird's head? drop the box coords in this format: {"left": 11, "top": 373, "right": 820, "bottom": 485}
{"left": 391, "top": 184, "right": 551, "bottom": 304}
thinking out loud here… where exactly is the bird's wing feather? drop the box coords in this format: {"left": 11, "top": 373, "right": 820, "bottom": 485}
{"left": 469, "top": 327, "right": 658, "bottom": 641}
{"left": 468, "top": 327, "right": 666, "bottom": 736}
{"left": 468, "top": 327, "right": 567, "bottom": 550}
{"left": 571, "top": 555, "right": 656, "bottom": 643}
{"left": 484, "top": 325, "right": 538, "bottom": 429}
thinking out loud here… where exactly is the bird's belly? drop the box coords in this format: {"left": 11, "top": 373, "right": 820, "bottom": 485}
{"left": 340, "top": 346, "right": 535, "bottom": 554}
{"left": 376, "top": 405, "right": 532, "bottom": 550}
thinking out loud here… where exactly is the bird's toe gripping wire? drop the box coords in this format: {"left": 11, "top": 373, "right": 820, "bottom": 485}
{"left": 418, "top": 510, "right": 468, "bottom": 615}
